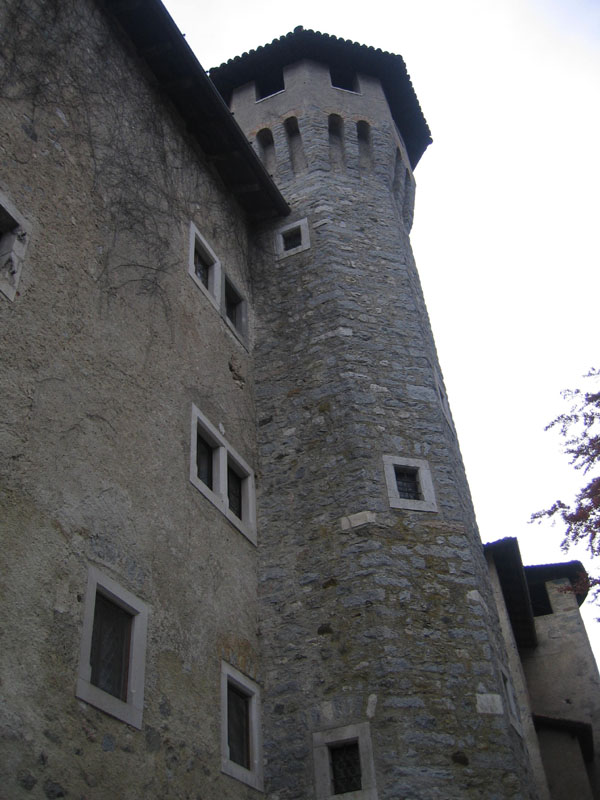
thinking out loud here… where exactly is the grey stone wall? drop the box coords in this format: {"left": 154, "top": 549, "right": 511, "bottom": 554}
{"left": 0, "top": 2, "right": 261, "bottom": 797}
{"left": 240, "top": 60, "right": 540, "bottom": 798}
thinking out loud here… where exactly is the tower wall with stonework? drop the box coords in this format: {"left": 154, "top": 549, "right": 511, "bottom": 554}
{"left": 231, "top": 59, "right": 541, "bottom": 798}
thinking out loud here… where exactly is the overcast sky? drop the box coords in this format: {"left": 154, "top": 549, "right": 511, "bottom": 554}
{"left": 163, "top": 0, "right": 600, "bottom": 656}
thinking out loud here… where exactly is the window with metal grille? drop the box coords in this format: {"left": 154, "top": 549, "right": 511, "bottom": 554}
{"left": 188, "top": 223, "right": 220, "bottom": 306}
{"left": 228, "top": 464, "right": 243, "bottom": 519}
{"left": 283, "top": 226, "right": 302, "bottom": 251}
{"left": 90, "top": 593, "right": 132, "bottom": 701}
{"left": 330, "top": 741, "right": 362, "bottom": 794}
{"left": 394, "top": 466, "right": 421, "bottom": 500}
{"left": 228, "top": 682, "right": 250, "bottom": 769}
{"left": 196, "top": 433, "right": 214, "bottom": 490}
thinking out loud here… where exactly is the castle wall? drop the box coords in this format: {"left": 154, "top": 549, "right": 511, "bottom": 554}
{"left": 241, "top": 60, "right": 541, "bottom": 798}
{"left": 0, "top": 2, "right": 261, "bottom": 797}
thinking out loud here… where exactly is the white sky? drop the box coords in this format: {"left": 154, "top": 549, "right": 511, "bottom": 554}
{"left": 163, "top": 0, "right": 600, "bottom": 657}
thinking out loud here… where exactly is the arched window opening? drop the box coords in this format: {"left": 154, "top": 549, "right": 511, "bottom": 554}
{"left": 284, "top": 116, "right": 307, "bottom": 174}
{"left": 328, "top": 114, "right": 345, "bottom": 171}
{"left": 256, "top": 128, "right": 276, "bottom": 176}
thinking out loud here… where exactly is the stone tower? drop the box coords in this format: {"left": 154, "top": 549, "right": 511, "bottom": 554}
{"left": 211, "top": 29, "right": 539, "bottom": 798}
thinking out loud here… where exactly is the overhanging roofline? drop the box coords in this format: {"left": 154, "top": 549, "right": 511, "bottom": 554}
{"left": 209, "top": 27, "right": 432, "bottom": 170}
{"left": 98, "top": 0, "right": 289, "bottom": 221}
{"left": 525, "top": 561, "right": 588, "bottom": 606}
{"left": 484, "top": 538, "right": 538, "bottom": 648}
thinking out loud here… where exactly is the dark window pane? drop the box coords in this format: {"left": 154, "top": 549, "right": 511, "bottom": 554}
{"left": 394, "top": 466, "right": 421, "bottom": 500}
{"left": 330, "top": 65, "right": 357, "bottom": 92}
{"left": 256, "top": 69, "right": 284, "bottom": 100}
{"left": 90, "top": 593, "right": 132, "bottom": 701}
{"left": 228, "top": 466, "right": 243, "bottom": 519}
{"left": 330, "top": 741, "right": 362, "bottom": 794}
{"left": 225, "top": 278, "right": 242, "bottom": 330}
{"left": 194, "top": 245, "right": 212, "bottom": 288}
{"left": 197, "top": 433, "right": 213, "bottom": 490}
{"left": 283, "top": 227, "right": 302, "bottom": 251}
{"left": 529, "top": 582, "right": 553, "bottom": 616}
{"left": 228, "top": 683, "right": 250, "bottom": 768}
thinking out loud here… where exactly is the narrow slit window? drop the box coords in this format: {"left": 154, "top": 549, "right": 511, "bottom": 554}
{"left": 256, "top": 128, "right": 276, "bottom": 175}
{"left": 228, "top": 463, "right": 243, "bottom": 520}
{"left": 228, "top": 682, "right": 251, "bottom": 768}
{"left": 394, "top": 466, "right": 421, "bottom": 500}
{"left": 284, "top": 116, "right": 307, "bottom": 173}
{"left": 357, "top": 120, "right": 373, "bottom": 171}
{"left": 330, "top": 741, "right": 362, "bottom": 794}
{"left": 256, "top": 69, "right": 284, "bottom": 100}
{"left": 90, "top": 593, "right": 133, "bottom": 702}
{"left": 197, "top": 433, "right": 215, "bottom": 490}
{"left": 328, "top": 114, "right": 345, "bottom": 171}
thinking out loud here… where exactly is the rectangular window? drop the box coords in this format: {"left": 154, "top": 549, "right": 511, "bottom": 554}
{"left": 227, "top": 463, "right": 243, "bottom": 520}
{"left": 330, "top": 741, "right": 362, "bottom": 794}
{"left": 223, "top": 276, "right": 247, "bottom": 338}
{"left": 275, "top": 218, "right": 310, "bottom": 259}
{"left": 190, "top": 405, "right": 257, "bottom": 544}
{"left": 188, "top": 222, "right": 221, "bottom": 308}
{"left": 394, "top": 466, "right": 421, "bottom": 501}
{"left": 221, "top": 662, "right": 263, "bottom": 790}
{"left": 227, "top": 683, "right": 251, "bottom": 768}
{"left": 383, "top": 455, "right": 437, "bottom": 512}
{"left": 313, "top": 722, "right": 377, "bottom": 800}
{"left": 90, "top": 592, "right": 132, "bottom": 701}
{"left": 196, "top": 432, "right": 215, "bottom": 490}
{"left": 76, "top": 567, "right": 149, "bottom": 729}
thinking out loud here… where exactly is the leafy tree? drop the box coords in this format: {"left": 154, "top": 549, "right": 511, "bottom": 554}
{"left": 531, "top": 369, "right": 600, "bottom": 597}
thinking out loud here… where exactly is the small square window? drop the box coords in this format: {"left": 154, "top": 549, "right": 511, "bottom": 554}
{"left": 330, "top": 65, "right": 359, "bottom": 93}
{"left": 313, "top": 722, "right": 377, "bottom": 800}
{"left": 0, "top": 191, "right": 30, "bottom": 302}
{"left": 188, "top": 222, "right": 221, "bottom": 308}
{"left": 76, "top": 567, "right": 149, "bottom": 729}
{"left": 190, "top": 405, "right": 257, "bottom": 544}
{"left": 275, "top": 218, "right": 310, "bottom": 259}
{"left": 221, "top": 662, "right": 263, "bottom": 790}
{"left": 255, "top": 69, "right": 285, "bottom": 101}
{"left": 383, "top": 455, "right": 437, "bottom": 512}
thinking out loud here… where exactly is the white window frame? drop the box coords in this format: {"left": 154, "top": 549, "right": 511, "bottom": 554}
{"left": 76, "top": 566, "right": 149, "bottom": 729}
{"left": 221, "top": 661, "right": 263, "bottom": 790}
{"left": 0, "top": 189, "right": 30, "bottom": 302}
{"left": 313, "top": 722, "right": 378, "bottom": 800}
{"left": 383, "top": 455, "right": 437, "bottom": 512}
{"left": 188, "top": 222, "right": 221, "bottom": 310}
{"left": 190, "top": 404, "right": 257, "bottom": 544}
{"left": 275, "top": 218, "right": 310, "bottom": 259}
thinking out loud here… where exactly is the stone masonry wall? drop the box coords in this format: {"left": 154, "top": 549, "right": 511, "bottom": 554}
{"left": 0, "top": 2, "right": 262, "bottom": 798}
{"left": 238, "top": 60, "right": 541, "bottom": 798}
